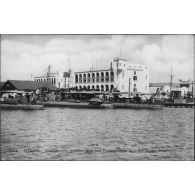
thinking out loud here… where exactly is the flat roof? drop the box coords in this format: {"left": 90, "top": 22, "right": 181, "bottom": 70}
{"left": 74, "top": 69, "right": 114, "bottom": 74}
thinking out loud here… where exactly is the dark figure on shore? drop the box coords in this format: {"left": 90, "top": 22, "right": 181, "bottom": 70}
{"left": 149, "top": 95, "right": 155, "bottom": 104}
{"left": 26, "top": 93, "right": 30, "bottom": 104}
{"left": 133, "top": 94, "right": 141, "bottom": 104}
{"left": 170, "top": 96, "right": 174, "bottom": 103}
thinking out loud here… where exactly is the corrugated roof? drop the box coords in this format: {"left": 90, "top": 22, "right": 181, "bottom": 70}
{"left": 149, "top": 83, "right": 167, "bottom": 87}
{"left": 3, "top": 80, "right": 58, "bottom": 91}
{"left": 149, "top": 82, "right": 179, "bottom": 88}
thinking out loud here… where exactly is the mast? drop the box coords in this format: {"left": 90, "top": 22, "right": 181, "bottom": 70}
{"left": 169, "top": 65, "right": 174, "bottom": 98}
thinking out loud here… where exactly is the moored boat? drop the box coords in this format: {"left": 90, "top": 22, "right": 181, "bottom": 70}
{"left": 43, "top": 100, "right": 113, "bottom": 109}
{"left": 0, "top": 103, "right": 45, "bottom": 110}
{"left": 112, "top": 102, "right": 163, "bottom": 109}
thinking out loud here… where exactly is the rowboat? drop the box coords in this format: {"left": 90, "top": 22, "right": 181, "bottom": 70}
{"left": 0, "top": 103, "right": 45, "bottom": 110}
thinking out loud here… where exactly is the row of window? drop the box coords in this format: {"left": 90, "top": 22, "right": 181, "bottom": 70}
{"left": 35, "top": 78, "right": 56, "bottom": 85}
{"left": 75, "top": 84, "right": 115, "bottom": 92}
{"left": 75, "top": 71, "right": 114, "bottom": 84}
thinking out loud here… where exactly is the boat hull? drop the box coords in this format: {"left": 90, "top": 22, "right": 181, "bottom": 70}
{"left": 44, "top": 101, "right": 112, "bottom": 109}
{"left": 0, "top": 104, "right": 45, "bottom": 110}
{"left": 112, "top": 103, "right": 163, "bottom": 109}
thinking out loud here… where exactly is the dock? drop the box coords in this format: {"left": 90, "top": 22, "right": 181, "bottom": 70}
{"left": 164, "top": 103, "right": 194, "bottom": 108}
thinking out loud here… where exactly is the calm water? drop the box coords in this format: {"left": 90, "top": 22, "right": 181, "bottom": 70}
{"left": 1, "top": 107, "right": 194, "bottom": 160}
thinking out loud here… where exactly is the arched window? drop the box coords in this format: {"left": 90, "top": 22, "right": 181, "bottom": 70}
{"left": 79, "top": 74, "right": 82, "bottom": 83}
{"left": 101, "top": 72, "right": 104, "bottom": 82}
{"left": 75, "top": 86, "right": 78, "bottom": 91}
{"left": 54, "top": 78, "right": 56, "bottom": 85}
{"left": 79, "top": 86, "right": 82, "bottom": 90}
{"left": 101, "top": 85, "right": 104, "bottom": 91}
{"left": 83, "top": 74, "right": 86, "bottom": 83}
{"left": 87, "top": 85, "right": 90, "bottom": 90}
{"left": 106, "top": 85, "right": 109, "bottom": 91}
{"left": 96, "top": 85, "right": 100, "bottom": 91}
{"left": 92, "top": 73, "right": 95, "bottom": 82}
{"left": 75, "top": 74, "right": 78, "bottom": 83}
{"left": 92, "top": 85, "right": 95, "bottom": 90}
{"left": 110, "top": 71, "right": 114, "bottom": 82}
{"left": 87, "top": 73, "right": 91, "bottom": 83}
{"left": 83, "top": 86, "right": 87, "bottom": 91}
{"left": 105, "top": 72, "right": 109, "bottom": 82}
{"left": 110, "top": 84, "right": 114, "bottom": 91}
{"left": 96, "top": 72, "right": 100, "bottom": 82}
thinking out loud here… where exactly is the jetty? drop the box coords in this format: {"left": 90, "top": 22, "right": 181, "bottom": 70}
{"left": 164, "top": 102, "right": 194, "bottom": 108}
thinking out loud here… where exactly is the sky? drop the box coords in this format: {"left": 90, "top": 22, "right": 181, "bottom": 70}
{"left": 1, "top": 34, "right": 194, "bottom": 83}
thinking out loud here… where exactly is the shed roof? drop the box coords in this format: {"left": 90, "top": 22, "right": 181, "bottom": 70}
{"left": 2, "top": 80, "right": 58, "bottom": 91}
{"left": 149, "top": 82, "right": 179, "bottom": 88}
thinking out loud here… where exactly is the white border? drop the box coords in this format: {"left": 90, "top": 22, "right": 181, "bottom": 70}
{"left": 0, "top": 162, "right": 195, "bottom": 195}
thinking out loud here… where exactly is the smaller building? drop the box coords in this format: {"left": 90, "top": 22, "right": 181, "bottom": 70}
{"left": 1, "top": 80, "right": 59, "bottom": 102}
{"left": 33, "top": 65, "right": 72, "bottom": 89}
{"left": 149, "top": 80, "right": 194, "bottom": 98}
{"left": 178, "top": 79, "right": 194, "bottom": 97}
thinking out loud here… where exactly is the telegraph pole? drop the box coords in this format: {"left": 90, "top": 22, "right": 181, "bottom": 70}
{"left": 47, "top": 65, "right": 51, "bottom": 92}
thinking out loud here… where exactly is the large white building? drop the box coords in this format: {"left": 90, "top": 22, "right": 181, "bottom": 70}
{"left": 73, "top": 58, "right": 149, "bottom": 93}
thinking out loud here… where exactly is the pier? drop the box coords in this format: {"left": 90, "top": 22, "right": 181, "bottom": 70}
{"left": 164, "top": 103, "right": 194, "bottom": 108}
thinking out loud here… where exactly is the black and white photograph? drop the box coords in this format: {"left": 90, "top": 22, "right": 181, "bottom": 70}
{"left": 0, "top": 34, "right": 194, "bottom": 161}
{"left": 1, "top": 1, "right": 195, "bottom": 195}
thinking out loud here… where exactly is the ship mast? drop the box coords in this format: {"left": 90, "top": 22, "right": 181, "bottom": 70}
{"left": 169, "top": 65, "right": 174, "bottom": 98}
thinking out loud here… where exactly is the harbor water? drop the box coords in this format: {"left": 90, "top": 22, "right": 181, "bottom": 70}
{"left": 1, "top": 107, "right": 194, "bottom": 160}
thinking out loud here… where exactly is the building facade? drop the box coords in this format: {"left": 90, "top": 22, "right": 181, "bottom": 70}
{"left": 34, "top": 68, "right": 72, "bottom": 89}
{"left": 73, "top": 58, "right": 149, "bottom": 93}
{"left": 33, "top": 58, "right": 149, "bottom": 93}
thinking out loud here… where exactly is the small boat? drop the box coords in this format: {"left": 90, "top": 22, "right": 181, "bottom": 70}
{"left": 0, "top": 103, "right": 45, "bottom": 110}
{"left": 89, "top": 98, "right": 103, "bottom": 105}
{"left": 112, "top": 102, "right": 163, "bottom": 109}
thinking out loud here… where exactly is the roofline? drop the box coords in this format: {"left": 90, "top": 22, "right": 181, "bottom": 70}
{"left": 74, "top": 69, "right": 114, "bottom": 74}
